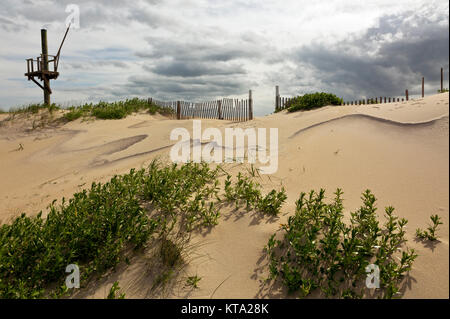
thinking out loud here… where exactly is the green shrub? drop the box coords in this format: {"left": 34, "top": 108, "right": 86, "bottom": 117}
{"left": 416, "top": 214, "right": 443, "bottom": 241}
{"left": 186, "top": 275, "right": 201, "bottom": 289}
{"left": 224, "top": 172, "right": 287, "bottom": 215}
{"left": 0, "top": 161, "right": 225, "bottom": 298}
{"left": 63, "top": 108, "right": 84, "bottom": 121}
{"left": 63, "top": 98, "right": 174, "bottom": 121}
{"left": 8, "top": 103, "right": 60, "bottom": 115}
{"left": 285, "top": 92, "right": 343, "bottom": 112}
{"left": 265, "top": 189, "right": 417, "bottom": 299}
{"left": 0, "top": 169, "right": 156, "bottom": 298}
{"left": 106, "top": 281, "right": 125, "bottom": 299}
{"left": 91, "top": 103, "right": 128, "bottom": 119}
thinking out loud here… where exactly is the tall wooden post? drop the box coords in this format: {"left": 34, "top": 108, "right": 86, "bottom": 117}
{"left": 422, "top": 77, "right": 424, "bottom": 97}
{"left": 275, "top": 85, "right": 279, "bottom": 111}
{"left": 218, "top": 100, "right": 222, "bottom": 120}
{"left": 405, "top": 89, "right": 408, "bottom": 101}
{"left": 176, "top": 101, "right": 181, "bottom": 120}
{"left": 249, "top": 90, "right": 253, "bottom": 120}
{"left": 441, "top": 68, "right": 444, "bottom": 92}
{"left": 41, "top": 29, "right": 50, "bottom": 106}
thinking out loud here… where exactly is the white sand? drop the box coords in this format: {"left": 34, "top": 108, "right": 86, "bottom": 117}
{"left": 0, "top": 93, "right": 448, "bottom": 298}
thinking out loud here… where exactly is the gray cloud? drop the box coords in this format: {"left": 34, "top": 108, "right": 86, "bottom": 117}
{"left": 150, "top": 62, "right": 246, "bottom": 77}
{"left": 66, "top": 60, "right": 129, "bottom": 69}
{"left": 136, "top": 35, "right": 265, "bottom": 63}
{"left": 288, "top": 9, "right": 449, "bottom": 100}
{"left": 0, "top": 0, "right": 169, "bottom": 31}
{"left": 0, "top": 16, "right": 28, "bottom": 32}
{"left": 114, "top": 74, "right": 254, "bottom": 102}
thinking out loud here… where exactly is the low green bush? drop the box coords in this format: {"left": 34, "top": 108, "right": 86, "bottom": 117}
{"left": 284, "top": 92, "right": 343, "bottom": 112}
{"left": 224, "top": 172, "right": 287, "bottom": 215}
{"left": 63, "top": 108, "right": 84, "bottom": 121}
{"left": 0, "top": 161, "right": 285, "bottom": 298}
{"left": 8, "top": 103, "right": 60, "bottom": 115}
{"left": 0, "top": 169, "right": 156, "bottom": 298}
{"left": 91, "top": 103, "right": 128, "bottom": 119}
{"left": 416, "top": 214, "right": 443, "bottom": 241}
{"left": 265, "top": 189, "right": 418, "bottom": 299}
{"left": 59, "top": 98, "right": 174, "bottom": 121}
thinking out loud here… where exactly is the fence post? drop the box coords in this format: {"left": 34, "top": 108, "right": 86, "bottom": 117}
{"left": 441, "top": 67, "right": 444, "bottom": 92}
{"left": 176, "top": 101, "right": 181, "bottom": 120}
{"left": 218, "top": 100, "right": 222, "bottom": 120}
{"left": 275, "top": 85, "right": 279, "bottom": 111}
{"left": 249, "top": 90, "right": 253, "bottom": 120}
{"left": 422, "top": 77, "right": 424, "bottom": 97}
{"left": 405, "top": 89, "right": 408, "bottom": 101}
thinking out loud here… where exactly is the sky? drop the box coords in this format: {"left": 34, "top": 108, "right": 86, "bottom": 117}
{"left": 0, "top": 0, "right": 448, "bottom": 115}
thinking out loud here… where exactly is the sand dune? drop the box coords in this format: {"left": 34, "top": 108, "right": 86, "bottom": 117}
{"left": 0, "top": 93, "right": 448, "bottom": 298}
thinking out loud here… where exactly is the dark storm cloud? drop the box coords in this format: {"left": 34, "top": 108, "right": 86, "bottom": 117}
{"left": 136, "top": 35, "right": 264, "bottom": 62}
{"left": 290, "top": 10, "right": 449, "bottom": 100}
{"left": 125, "top": 31, "right": 267, "bottom": 100}
{"left": 115, "top": 75, "right": 254, "bottom": 101}
{"left": 151, "top": 62, "right": 246, "bottom": 77}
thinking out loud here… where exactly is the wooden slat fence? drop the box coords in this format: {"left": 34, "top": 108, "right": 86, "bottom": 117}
{"left": 275, "top": 95, "right": 294, "bottom": 111}
{"left": 342, "top": 96, "right": 406, "bottom": 105}
{"left": 150, "top": 93, "right": 253, "bottom": 121}
{"left": 275, "top": 69, "right": 447, "bottom": 111}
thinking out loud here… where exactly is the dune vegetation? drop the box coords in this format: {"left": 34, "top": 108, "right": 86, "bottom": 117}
{"left": 0, "top": 158, "right": 428, "bottom": 299}
{"left": 1, "top": 98, "right": 173, "bottom": 122}
{"left": 63, "top": 98, "right": 174, "bottom": 121}
{"left": 0, "top": 160, "right": 286, "bottom": 299}
{"left": 265, "top": 189, "right": 418, "bottom": 299}
{"left": 282, "top": 92, "right": 343, "bottom": 113}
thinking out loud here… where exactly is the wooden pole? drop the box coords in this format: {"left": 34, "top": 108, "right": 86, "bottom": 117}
{"left": 405, "top": 89, "right": 408, "bottom": 101}
{"left": 249, "top": 90, "right": 253, "bottom": 120}
{"left": 441, "top": 68, "right": 444, "bottom": 92}
{"left": 275, "top": 85, "right": 279, "bottom": 110}
{"left": 218, "top": 100, "right": 222, "bottom": 120}
{"left": 41, "top": 29, "right": 50, "bottom": 106}
{"left": 422, "top": 77, "right": 424, "bottom": 97}
{"left": 176, "top": 101, "right": 181, "bottom": 120}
